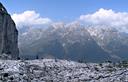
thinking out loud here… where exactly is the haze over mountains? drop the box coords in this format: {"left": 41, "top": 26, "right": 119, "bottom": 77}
{"left": 10, "top": 9, "right": 128, "bottom": 62}
{"left": 1, "top": 1, "right": 128, "bottom": 82}
{"left": 17, "top": 22, "right": 128, "bottom": 62}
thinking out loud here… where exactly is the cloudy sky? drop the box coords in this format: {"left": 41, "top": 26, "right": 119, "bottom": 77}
{"left": 0, "top": 0, "right": 128, "bottom": 30}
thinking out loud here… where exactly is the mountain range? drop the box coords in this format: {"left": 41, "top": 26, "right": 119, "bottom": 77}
{"left": 18, "top": 22, "right": 128, "bottom": 62}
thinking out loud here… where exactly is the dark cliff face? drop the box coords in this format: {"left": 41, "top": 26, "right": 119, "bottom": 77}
{"left": 0, "top": 3, "right": 19, "bottom": 59}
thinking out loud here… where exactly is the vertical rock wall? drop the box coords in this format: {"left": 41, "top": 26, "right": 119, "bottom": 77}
{"left": 0, "top": 3, "right": 19, "bottom": 59}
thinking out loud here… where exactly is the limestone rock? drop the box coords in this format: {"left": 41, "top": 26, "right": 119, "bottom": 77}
{"left": 0, "top": 59, "right": 127, "bottom": 82}
{"left": 0, "top": 3, "right": 19, "bottom": 59}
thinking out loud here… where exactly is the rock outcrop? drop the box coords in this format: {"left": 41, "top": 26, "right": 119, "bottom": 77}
{"left": 0, "top": 3, "right": 19, "bottom": 59}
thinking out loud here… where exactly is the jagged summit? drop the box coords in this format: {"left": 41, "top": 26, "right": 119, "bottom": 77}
{"left": 0, "top": 2, "right": 7, "bottom": 13}
{"left": 0, "top": 2, "right": 19, "bottom": 59}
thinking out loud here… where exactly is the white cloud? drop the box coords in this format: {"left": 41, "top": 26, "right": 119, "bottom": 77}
{"left": 11, "top": 10, "right": 52, "bottom": 28}
{"left": 80, "top": 8, "right": 128, "bottom": 27}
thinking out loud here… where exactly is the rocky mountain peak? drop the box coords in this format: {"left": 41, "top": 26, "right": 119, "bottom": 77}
{"left": 0, "top": 3, "right": 19, "bottom": 59}
{"left": 0, "top": 2, "right": 7, "bottom": 13}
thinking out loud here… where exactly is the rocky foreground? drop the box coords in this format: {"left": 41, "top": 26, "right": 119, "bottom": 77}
{"left": 0, "top": 59, "right": 127, "bottom": 82}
